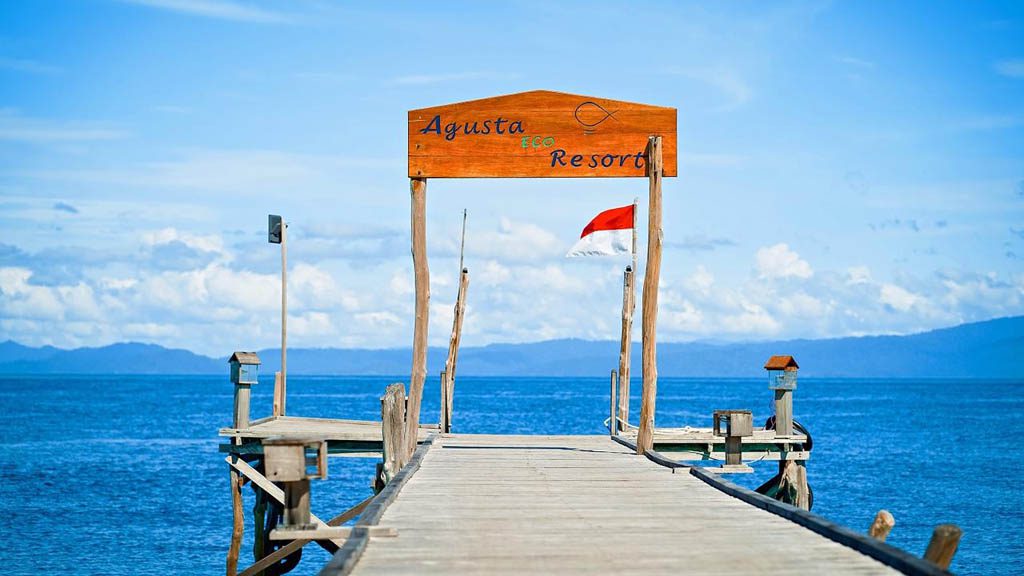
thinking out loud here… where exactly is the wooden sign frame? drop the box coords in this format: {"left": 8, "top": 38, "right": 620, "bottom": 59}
{"left": 403, "top": 90, "right": 674, "bottom": 458}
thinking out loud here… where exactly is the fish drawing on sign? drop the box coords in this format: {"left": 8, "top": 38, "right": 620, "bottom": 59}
{"left": 574, "top": 101, "right": 618, "bottom": 134}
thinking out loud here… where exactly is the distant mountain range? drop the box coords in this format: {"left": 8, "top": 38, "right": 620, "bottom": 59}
{"left": 1, "top": 316, "right": 1021, "bottom": 378}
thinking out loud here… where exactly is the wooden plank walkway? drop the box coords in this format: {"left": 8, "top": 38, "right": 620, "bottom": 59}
{"left": 334, "top": 434, "right": 901, "bottom": 575}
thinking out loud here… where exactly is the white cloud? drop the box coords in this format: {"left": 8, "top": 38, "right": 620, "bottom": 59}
{"left": 390, "top": 71, "right": 519, "bottom": 85}
{"left": 846, "top": 266, "right": 872, "bottom": 285}
{"left": 993, "top": 59, "right": 1024, "bottom": 78}
{"left": 683, "top": 265, "right": 714, "bottom": 296}
{"left": 837, "top": 56, "right": 875, "bottom": 69}
{"left": 119, "top": 0, "right": 292, "bottom": 23}
{"left": 0, "top": 57, "right": 61, "bottom": 75}
{"left": 879, "top": 283, "right": 921, "bottom": 312}
{"left": 755, "top": 243, "right": 813, "bottom": 279}
{"left": 666, "top": 66, "right": 752, "bottom": 110}
{"left": 0, "top": 110, "right": 128, "bottom": 143}
{"left": 142, "top": 227, "right": 226, "bottom": 255}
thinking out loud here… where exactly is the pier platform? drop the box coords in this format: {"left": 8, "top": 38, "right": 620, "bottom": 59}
{"left": 321, "top": 434, "right": 928, "bottom": 575}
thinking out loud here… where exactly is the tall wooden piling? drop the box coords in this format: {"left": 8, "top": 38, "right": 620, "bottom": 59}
{"left": 405, "top": 178, "right": 429, "bottom": 458}
{"left": 637, "top": 136, "right": 663, "bottom": 454}
{"left": 441, "top": 267, "right": 469, "bottom": 433}
{"left": 617, "top": 266, "right": 634, "bottom": 430}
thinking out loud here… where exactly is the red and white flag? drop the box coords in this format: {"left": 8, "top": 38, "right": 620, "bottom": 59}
{"left": 566, "top": 204, "right": 635, "bottom": 257}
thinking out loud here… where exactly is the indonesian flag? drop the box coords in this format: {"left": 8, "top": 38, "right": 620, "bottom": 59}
{"left": 566, "top": 204, "right": 634, "bottom": 257}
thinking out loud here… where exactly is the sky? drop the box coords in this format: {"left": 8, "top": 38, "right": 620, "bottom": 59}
{"left": 0, "top": 1, "right": 1022, "bottom": 355}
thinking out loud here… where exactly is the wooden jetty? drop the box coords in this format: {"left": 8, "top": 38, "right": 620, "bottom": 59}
{"left": 219, "top": 91, "right": 960, "bottom": 575}
{"left": 324, "top": 434, "right": 931, "bottom": 575}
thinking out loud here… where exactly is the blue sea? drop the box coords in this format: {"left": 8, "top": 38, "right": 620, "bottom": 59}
{"left": 1, "top": 375, "right": 1021, "bottom": 575}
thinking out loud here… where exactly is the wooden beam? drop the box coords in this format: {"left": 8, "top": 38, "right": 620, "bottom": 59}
{"left": 617, "top": 266, "right": 634, "bottom": 430}
{"left": 237, "top": 495, "right": 374, "bottom": 576}
{"left": 636, "top": 135, "right": 663, "bottom": 454}
{"left": 405, "top": 177, "right": 429, "bottom": 459}
{"left": 923, "top": 524, "right": 962, "bottom": 570}
{"left": 868, "top": 510, "right": 895, "bottom": 542}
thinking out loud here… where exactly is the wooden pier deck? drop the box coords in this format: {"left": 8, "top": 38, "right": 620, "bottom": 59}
{"left": 321, "top": 434, "right": 928, "bottom": 575}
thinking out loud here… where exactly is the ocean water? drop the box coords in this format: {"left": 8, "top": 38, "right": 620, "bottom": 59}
{"left": 1, "top": 374, "right": 1021, "bottom": 575}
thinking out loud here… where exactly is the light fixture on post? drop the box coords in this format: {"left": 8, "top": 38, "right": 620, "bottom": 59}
{"left": 269, "top": 214, "right": 287, "bottom": 418}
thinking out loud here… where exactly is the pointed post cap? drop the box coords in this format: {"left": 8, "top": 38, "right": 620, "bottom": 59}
{"left": 764, "top": 355, "right": 799, "bottom": 371}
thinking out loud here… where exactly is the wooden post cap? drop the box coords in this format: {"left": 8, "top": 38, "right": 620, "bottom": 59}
{"left": 868, "top": 510, "right": 895, "bottom": 542}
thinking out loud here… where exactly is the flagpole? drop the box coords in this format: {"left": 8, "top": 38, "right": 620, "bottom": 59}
{"left": 632, "top": 197, "right": 638, "bottom": 274}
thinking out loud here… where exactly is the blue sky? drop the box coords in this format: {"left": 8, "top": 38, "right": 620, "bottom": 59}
{"left": 1, "top": 0, "right": 1022, "bottom": 355}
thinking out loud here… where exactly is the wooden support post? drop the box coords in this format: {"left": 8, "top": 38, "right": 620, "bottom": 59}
{"left": 273, "top": 371, "right": 285, "bottom": 418}
{"left": 439, "top": 370, "right": 448, "bottom": 433}
{"left": 868, "top": 510, "right": 896, "bottom": 542}
{"left": 264, "top": 438, "right": 322, "bottom": 531}
{"left": 617, "top": 266, "right": 634, "bottom": 430}
{"left": 776, "top": 460, "right": 810, "bottom": 510}
{"left": 406, "top": 177, "right": 429, "bottom": 459}
{"left": 381, "top": 383, "right": 407, "bottom": 483}
{"left": 442, "top": 267, "right": 468, "bottom": 434}
{"left": 226, "top": 465, "right": 244, "bottom": 576}
{"left": 774, "top": 388, "right": 793, "bottom": 437}
{"left": 637, "top": 135, "right": 663, "bottom": 455}
{"left": 923, "top": 524, "right": 962, "bottom": 570}
{"left": 609, "top": 370, "right": 617, "bottom": 436}
{"left": 233, "top": 383, "right": 252, "bottom": 430}
{"left": 237, "top": 495, "right": 374, "bottom": 576}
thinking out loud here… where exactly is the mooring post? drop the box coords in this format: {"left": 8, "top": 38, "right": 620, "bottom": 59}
{"left": 923, "top": 524, "right": 962, "bottom": 569}
{"left": 406, "top": 177, "right": 429, "bottom": 459}
{"left": 609, "top": 370, "right": 618, "bottom": 436}
{"left": 637, "top": 135, "right": 663, "bottom": 454}
{"left": 381, "top": 383, "right": 407, "bottom": 484}
{"left": 617, "top": 265, "right": 634, "bottom": 430}
{"left": 868, "top": 510, "right": 896, "bottom": 542}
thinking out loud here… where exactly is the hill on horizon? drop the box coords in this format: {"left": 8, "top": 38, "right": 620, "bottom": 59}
{"left": 1, "top": 316, "right": 1021, "bottom": 378}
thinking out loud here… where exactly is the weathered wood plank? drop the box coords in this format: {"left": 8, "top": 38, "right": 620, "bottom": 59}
{"left": 328, "top": 435, "right": 926, "bottom": 576}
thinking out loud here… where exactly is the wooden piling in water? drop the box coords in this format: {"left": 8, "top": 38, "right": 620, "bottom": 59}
{"left": 868, "top": 510, "right": 895, "bottom": 542}
{"left": 923, "top": 524, "right": 962, "bottom": 569}
{"left": 406, "top": 177, "right": 429, "bottom": 459}
{"left": 226, "top": 466, "right": 244, "bottom": 576}
{"left": 637, "top": 135, "right": 663, "bottom": 455}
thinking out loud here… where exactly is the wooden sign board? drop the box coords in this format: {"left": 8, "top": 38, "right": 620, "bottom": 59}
{"left": 408, "top": 90, "right": 677, "bottom": 178}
